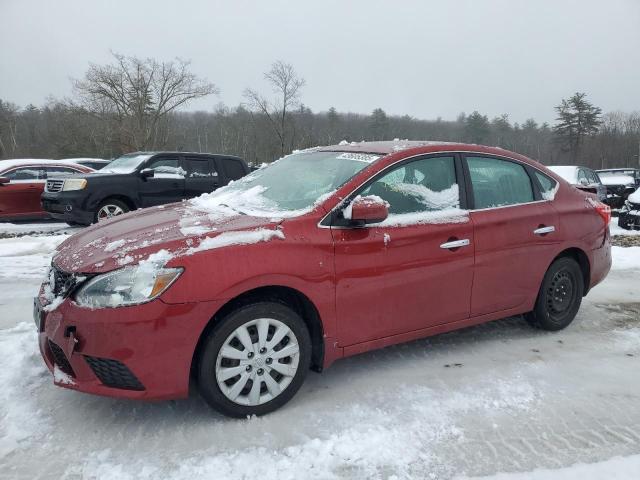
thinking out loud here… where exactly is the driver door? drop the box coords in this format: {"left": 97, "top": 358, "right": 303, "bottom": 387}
{"left": 332, "top": 155, "right": 474, "bottom": 348}
{"left": 138, "top": 156, "right": 185, "bottom": 207}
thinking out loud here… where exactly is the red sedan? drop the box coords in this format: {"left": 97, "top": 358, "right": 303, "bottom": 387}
{"left": 0, "top": 159, "right": 94, "bottom": 221}
{"left": 35, "top": 142, "right": 611, "bottom": 417}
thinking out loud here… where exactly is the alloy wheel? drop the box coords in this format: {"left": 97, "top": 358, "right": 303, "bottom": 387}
{"left": 97, "top": 204, "right": 125, "bottom": 221}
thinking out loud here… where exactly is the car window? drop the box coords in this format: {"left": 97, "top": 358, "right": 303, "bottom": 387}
{"left": 360, "top": 156, "right": 459, "bottom": 215}
{"left": 223, "top": 159, "right": 246, "bottom": 181}
{"left": 586, "top": 170, "right": 599, "bottom": 184}
{"left": 3, "top": 167, "right": 45, "bottom": 181}
{"left": 577, "top": 169, "right": 589, "bottom": 184}
{"left": 534, "top": 170, "right": 558, "bottom": 199}
{"left": 184, "top": 158, "right": 215, "bottom": 178}
{"left": 146, "top": 157, "right": 185, "bottom": 178}
{"left": 467, "top": 156, "right": 534, "bottom": 209}
{"left": 44, "top": 166, "right": 82, "bottom": 178}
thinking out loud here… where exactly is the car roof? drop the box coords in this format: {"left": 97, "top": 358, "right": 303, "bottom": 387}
{"left": 127, "top": 151, "right": 244, "bottom": 159}
{"left": 0, "top": 158, "right": 94, "bottom": 172}
{"left": 311, "top": 140, "right": 538, "bottom": 167}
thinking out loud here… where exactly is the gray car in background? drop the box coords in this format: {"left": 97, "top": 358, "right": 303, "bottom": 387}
{"left": 547, "top": 165, "right": 608, "bottom": 203}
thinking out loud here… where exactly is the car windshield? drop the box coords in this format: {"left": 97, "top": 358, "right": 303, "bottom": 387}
{"left": 189, "top": 150, "right": 379, "bottom": 217}
{"left": 100, "top": 154, "right": 152, "bottom": 174}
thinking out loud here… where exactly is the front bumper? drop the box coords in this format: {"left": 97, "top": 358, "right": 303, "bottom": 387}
{"left": 619, "top": 207, "right": 640, "bottom": 230}
{"left": 41, "top": 191, "right": 95, "bottom": 225}
{"left": 35, "top": 291, "right": 223, "bottom": 400}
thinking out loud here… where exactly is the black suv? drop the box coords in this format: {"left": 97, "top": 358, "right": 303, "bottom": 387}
{"left": 41, "top": 152, "right": 250, "bottom": 225}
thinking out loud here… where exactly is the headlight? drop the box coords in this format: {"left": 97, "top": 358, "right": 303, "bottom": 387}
{"left": 75, "top": 265, "right": 183, "bottom": 308}
{"left": 62, "top": 179, "right": 87, "bottom": 191}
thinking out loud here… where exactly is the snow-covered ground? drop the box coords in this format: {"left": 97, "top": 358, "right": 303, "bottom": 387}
{"left": 0, "top": 229, "right": 639, "bottom": 479}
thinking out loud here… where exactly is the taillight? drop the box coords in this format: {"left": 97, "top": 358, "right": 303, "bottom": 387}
{"left": 594, "top": 201, "right": 611, "bottom": 225}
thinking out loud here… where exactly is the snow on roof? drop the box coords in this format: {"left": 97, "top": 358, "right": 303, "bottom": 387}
{"left": 316, "top": 140, "right": 461, "bottom": 155}
{"left": 600, "top": 175, "right": 635, "bottom": 186}
{"left": 547, "top": 166, "right": 580, "bottom": 184}
{"left": 0, "top": 158, "right": 93, "bottom": 172}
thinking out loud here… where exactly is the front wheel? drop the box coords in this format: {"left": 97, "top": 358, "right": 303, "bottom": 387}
{"left": 94, "top": 199, "right": 129, "bottom": 223}
{"left": 525, "top": 257, "right": 584, "bottom": 331}
{"left": 198, "top": 302, "right": 311, "bottom": 417}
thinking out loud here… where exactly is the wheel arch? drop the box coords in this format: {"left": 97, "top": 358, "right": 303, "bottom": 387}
{"left": 553, "top": 247, "right": 591, "bottom": 295}
{"left": 97, "top": 194, "right": 137, "bottom": 212}
{"left": 191, "top": 285, "right": 325, "bottom": 378}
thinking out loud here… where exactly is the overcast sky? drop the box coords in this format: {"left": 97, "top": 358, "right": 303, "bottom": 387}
{"left": 1, "top": 0, "right": 639, "bottom": 124}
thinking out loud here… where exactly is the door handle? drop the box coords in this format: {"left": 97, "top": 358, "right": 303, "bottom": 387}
{"left": 533, "top": 226, "right": 555, "bottom": 235}
{"left": 440, "top": 238, "right": 470, "bottom": 249}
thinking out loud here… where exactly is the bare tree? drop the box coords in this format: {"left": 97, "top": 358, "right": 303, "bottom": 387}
{"left": 243, "top": 61, "right": 305, "bottom": 156}
{"left": 73, "top": 52, "right": 218, "bottom": 150}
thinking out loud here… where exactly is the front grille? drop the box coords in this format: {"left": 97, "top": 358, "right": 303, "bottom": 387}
{"left": 46, "top": 179, "right": 64, "bottom": 192}
{"left": 84, "top": 356, "right": 145, "bottom": 391}
{"left": 48, "top": 340, "right": 75, "bottom": 377}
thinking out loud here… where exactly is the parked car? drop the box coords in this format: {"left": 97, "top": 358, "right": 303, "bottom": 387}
{"left": 0, "top": 159, "right": 94, "bottom": 221}
{"left": 547, "top": 165, "right": 607, "bottom": 202}
{"left": 64, "top": 158, "right": 112, "bottom": 170}
{"left": 35, "top": 141, "right": 611, "bottom": 417}
{"left": 41, "top": 151, "right": 250, "bottom": 225}
{"left": 595, "top": 168, "right": 639, "bottom": 209}
{"left": 618, "top": 188, "right": 640, "bottom": 230}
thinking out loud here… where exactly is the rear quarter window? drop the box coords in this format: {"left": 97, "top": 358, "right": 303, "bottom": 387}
{"left": 534, "top": 170, "right": 559, "bottom": 200}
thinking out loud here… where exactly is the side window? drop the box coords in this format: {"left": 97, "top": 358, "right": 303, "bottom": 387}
{"left": 577, "top": 169, "right": 589, "bottom": 185}
{"left": 223, "top": 159, "right": 247, "bottom": 181}
{"left": 587, "top": 170, "right": 599, "bottom": 184}
{"left": 534, "top": 170, "right": 558, "bottom": 200}
{"left": 44, "top": 166, "right": 82, "bottom": 178}
{"left": 467, "top": 156, "right": 534, "bottom": 209}
{"left": 360, "top": 156, "right": 459, "bottom": 215}
{"left": 146, "top": 157, "right": 184, "bottom": 178}
{"left": 4, "top": 167, "right": 44, "bottom": 181}
{"left": 184, "top": 158, "right": 215, "bottom": 178}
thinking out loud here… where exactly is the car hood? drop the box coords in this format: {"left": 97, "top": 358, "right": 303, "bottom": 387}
{"left": 53, "top": 202, "right": 283, "bottom": 273}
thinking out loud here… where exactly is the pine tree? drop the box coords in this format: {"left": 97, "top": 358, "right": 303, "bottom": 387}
{"left": 553, "top": 92, "right": 602, "bottom": 161}
{"left": 464, "top": 111, "right": 490, "bottom": 144}
{"left": 369, "top": 108, "right": 389, "bottom": 140}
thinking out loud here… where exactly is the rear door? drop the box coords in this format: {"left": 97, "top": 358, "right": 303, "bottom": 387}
{"left": 138, "top": 155, "right": 185, "bottom": 207}
{"left": 0, "top": 166, "right": 46, "bottom": 218}
{"left": 219, "top": 157, "right": 248, "bottom": 184}
{"left": 464, "top": 155, "right": 561, "bottom": 316}
{"left": 183, "top": 156, "right": 219, "bottom": 198}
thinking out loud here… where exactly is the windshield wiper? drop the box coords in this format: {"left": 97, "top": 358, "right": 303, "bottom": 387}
{"left": 219, "top": 203, "right": 246, "bottom": 215}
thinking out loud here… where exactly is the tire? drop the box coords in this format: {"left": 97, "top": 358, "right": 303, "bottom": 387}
{"left": 94, "top": 198, "right": 129, "bottom": 223}
{"left": 618, "top": 214, "right": 631, "bottom": 230}
{"left": 197, "top": 302, "right": 312, "bottom": 418}
{"left": 525, "top": 257, "right": 584, "bottom": 331}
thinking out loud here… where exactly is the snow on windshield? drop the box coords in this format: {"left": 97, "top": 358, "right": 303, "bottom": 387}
{"left": 101, "top": 154, "right": 152, "bottom": 174}
{"left": 186, "top": 151, "right": 375, "bottom": 219}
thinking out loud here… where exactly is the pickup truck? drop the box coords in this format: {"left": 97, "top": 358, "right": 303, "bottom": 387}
{"left": 41, "top": 151, "right": 249, "bottom": 225}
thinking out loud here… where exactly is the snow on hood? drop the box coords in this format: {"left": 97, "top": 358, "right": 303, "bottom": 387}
{"left": 600, "top": 175, "right": 635, "bottom": 186}
{"left": 628, "top": 189, "right": 640, "bottom": 204}
{"left": 53, "top": 202, "right": 284, "bottom": 273}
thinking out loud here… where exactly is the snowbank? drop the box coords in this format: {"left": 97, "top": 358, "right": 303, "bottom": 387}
{"left": 611, "top": 246, "right": 640, "bottom": 270}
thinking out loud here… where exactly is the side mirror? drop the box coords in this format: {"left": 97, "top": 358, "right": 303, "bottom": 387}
{"left": 346, "top": 195, "right": 389, "bottom": 226}
{"left": 578, "top": 177, "right": 589, "bottom": 186}
{"left": 0, "top": 176, "right": 9, "bottom": 185}
{"left": 140, "top": 168, "right": 155, "bottom": 179}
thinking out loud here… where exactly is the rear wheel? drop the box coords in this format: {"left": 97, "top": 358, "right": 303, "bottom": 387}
{"left": 525, "top": 257, "right": 584, "bottom": 331}
{"left": 94, "top": 199, "right": 129, "bottom": 223}
{"left": 197, "top": 302, "right": 311, "bottom": 417}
